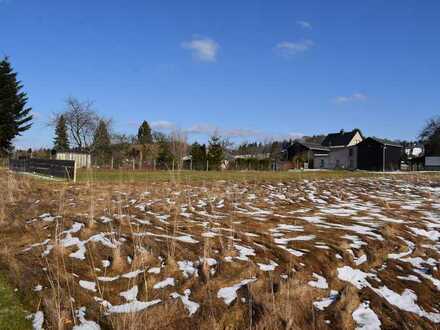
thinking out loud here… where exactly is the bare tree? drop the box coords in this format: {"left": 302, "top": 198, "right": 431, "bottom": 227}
{"left": 52, "top": 97, "right": 99, "bottom": 151}
{"left": 170, "top": 129, "right": 188, "bottom": 170}
{"left": 420, "top": 116, "right": 440, "bottom": 155}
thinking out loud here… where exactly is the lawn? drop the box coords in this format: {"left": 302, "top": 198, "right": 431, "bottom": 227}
{"left": 76, "top": 168, "right": 379, "bottom": 183}
{"left": 0, "top": 274, "right": 31, "bottom": 330}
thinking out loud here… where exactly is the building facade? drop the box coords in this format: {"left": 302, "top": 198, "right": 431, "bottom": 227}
{"left": 357, "top": 138, "right": 402, "bottom": 171}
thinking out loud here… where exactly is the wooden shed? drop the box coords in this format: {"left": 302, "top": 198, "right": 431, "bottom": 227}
{"left": 357, "top": 137, "right": 402, "bottom": 171}
{"left": 286, "top": 141, "right": 330, "bottom": 169}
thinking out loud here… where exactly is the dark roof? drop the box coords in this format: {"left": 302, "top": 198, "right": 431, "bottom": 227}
{"left": 368, "top": 137, "right": 402, "bottom": 148}
{"left": 321, "top": 129, "right": 363, "bottom": 147}
{"left": 295, "top": 141, "right": 330, "bottom": 152}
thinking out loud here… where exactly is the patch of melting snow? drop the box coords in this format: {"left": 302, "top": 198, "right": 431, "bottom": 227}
{"left": 108, "top": 299, "right": 161, "bottom": 314}
{"left": 148, "top": 267, "right": 161, "bottom": 274}
{"left": 352, "top": 301, "right": 381, "bottom": 330}
{"left": 308, "top": 273, "right": 328, "bottom": 289}
{"left": 337, "top": 266, "right": 374, "bottom": 289}
{"left": 170, "top": 289, "right": 200, "bottom": 316}
{"left": 257, "top": 260, "right": 278, "bottom": 272}
{"left": 178, "top": 261, "right": 198, "bottom": 278}
{"left": 120, "top": 285, "right": 138, "bottom": 301}
{"left": 409, "top": 227, "right": 440, "bottom": 241}
{"left": 202, "top": 231, "right": 218, "bottom": 238}
{"left": 373, "top": 286, "right": 440, "bottom": 323}
{"left": 42, "top": 244, "right": 54, "bottom": 257}
{"left": 355, "top": 254, "right": 368, "bottom": 266}
{"left": 79, "top": 280, "right": 97, "bottom": 292}
{"left": 397, "top": 274, "right": 421, "bottom": 283}
{"left": 73, "top": 307, "right": 100, "bottom": 330}
{"left": 413, "top": 269, "right": 440, "bottom": 291}
{"left": 122, "top": 269, "right": 144, "bottom": 279}
{"left": 32, "top": 311, "right": 44, "bottom": 330}
{"left": 313, "top": 290, "right": 339, "bottom": 311}
{"left": 154, "top": 277, "right": 175, "bottom": 289}
{"left": 39, "top": 213, "right": 56, "bottom": 222}
{"left": 299, "top": 216, "right": 326, "bottom": 224}
{"left": 100, "top": 216, "right": 113, "bottom": 223}
{"left": 200, "top": 257, "right": 217, "bottom": 267}
{"left": 217, "top": 278, "right": 257, "bottom": 305}
{"left": 342, "top": 235, "right": 367, "bottom": 249}
{"left": 319, "top": 207, "right": 357, "bottom": 217}
{"left": 272, "top": 224, "right": 304, "bottom": 232}
{"left": 278, "top": 245, "right": 305, "bottom": 257}
{"left": 97, "top": 275, "right": 119, "bottom": 282}
{"left": 388, "top": 237, "right": 415, "bottom": 259}
{"left": 134, "top": 231, "right": 199, "bottom": 244}
{"left": 234, "top": 244, "right": 256, "bottom": 261}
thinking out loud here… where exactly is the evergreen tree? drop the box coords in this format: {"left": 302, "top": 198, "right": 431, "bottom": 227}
{"left": 155, "top": 132, "right": 174, "bottom": 168}
{"left": 190, "top": 142, "right": 207, "bottom": 170}
{"left": 92, "top": 120, "right": 111, "bottom": 165}
{"left": 0, "top": 57, "right": 33, "bottom": 154}
{"left": 207, "top": 134, "right": 224, "bottom": 170}
{"left": 53, "top": 115, "right": 69, "bottom": 152}
{"left": 137, "top": 120, "right": 153, "bottom": 144}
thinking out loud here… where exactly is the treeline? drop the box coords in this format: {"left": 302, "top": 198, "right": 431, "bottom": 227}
{"left": 2, "top": 56, "right": 440, "bottom": 170}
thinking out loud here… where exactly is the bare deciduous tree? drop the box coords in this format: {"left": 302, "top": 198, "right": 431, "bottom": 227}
{"left": 52, "top": 97, "right": 99, "bottom": 151}
{"left": 170, "top": 129, "right": 188, "bottom": 169}
{"left": 420, "top": 116, "right": 440, "bottom": 155}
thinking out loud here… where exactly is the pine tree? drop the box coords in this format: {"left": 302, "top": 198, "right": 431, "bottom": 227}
{"left": 137, "top": 120, "right": 153, "bottom": 144}
{"left": 92, "top": 120, "right": 111, "bottom": 165}
{"left": 154, "top": 132, "right": 174, "bottom": 168}
{"left": 207, "top": 135, "right": 224, "bottom": 170}
{"left": 53, "top": 115, "right": 69, "bottom": 152}
{"left": 190, "top": 142, "right": 207, "bottom": 170}
{"left": 0, "top": 57, "right": 33, "bottom": 154}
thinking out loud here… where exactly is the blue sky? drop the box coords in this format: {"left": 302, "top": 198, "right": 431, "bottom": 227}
{"left": 1, "top": 0, "right": 439, "bottom": 148}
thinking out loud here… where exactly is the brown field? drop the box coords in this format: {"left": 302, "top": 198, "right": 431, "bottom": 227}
{"left": 1, "top": 169, "right": 440, "bottom": 329}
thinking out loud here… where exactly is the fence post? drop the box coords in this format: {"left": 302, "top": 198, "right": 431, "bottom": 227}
{"left": 73, "top": 161, "right": 77, "bottom": 183}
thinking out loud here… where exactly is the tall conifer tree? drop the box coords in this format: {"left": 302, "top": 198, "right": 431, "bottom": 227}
{"left": 0, "top": 57, "right": 33, "bottom": 154}
{"left": 53, "top": 115, "right": 69, "bottom": 152}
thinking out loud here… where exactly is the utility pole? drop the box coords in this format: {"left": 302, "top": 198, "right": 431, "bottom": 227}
{"left": 383, "top": 146, "right": 387, "bottom": 172}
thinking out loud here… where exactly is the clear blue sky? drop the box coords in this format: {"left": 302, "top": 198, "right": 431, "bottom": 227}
{"left": 1, "top": 0, "right": 439, "bottom": 148}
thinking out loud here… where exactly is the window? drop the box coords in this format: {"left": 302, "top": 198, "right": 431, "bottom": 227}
{"left": 336, "top": 159, "right": 340, "bottom": 167}
{"left": 320, "top": 159, "right": 324, "bottom": 168}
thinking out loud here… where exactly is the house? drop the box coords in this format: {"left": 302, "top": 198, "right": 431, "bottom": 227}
{"left": 314, "top": 129, "right": 364, "bottom": 169}
{"left": 404, "top": 144, "right": 425, "bottom": 171}
{"left": 357, "top": 137, "right": 402, "bottom": 171}
{"left": 286, "top": 141, "right": 330, "bottom": 169}
{"left": 321, "top": 129, "right": 364, "bottom": 148}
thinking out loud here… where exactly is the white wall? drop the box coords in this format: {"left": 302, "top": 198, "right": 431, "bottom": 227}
{"left": 321, "top": 147, "right": 357, "bottom": 169}
{"left": 57, "top": 153, "right": 91, "bottom": 168}
{"left": 347, "top": 132, "right": 363, "bottom": 147}
{"left": 426, "top": 157, "right": 440, "bottom": 167}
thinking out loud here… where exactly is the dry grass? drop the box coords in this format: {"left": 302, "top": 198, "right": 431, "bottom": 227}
{"left": 1, "top": 168, "right": 440, "bottom": 329}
